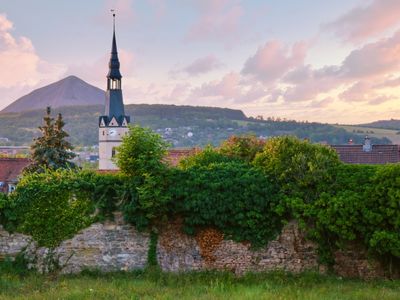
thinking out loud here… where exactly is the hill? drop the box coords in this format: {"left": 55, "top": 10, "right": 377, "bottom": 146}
{"left": 358, "top": 119, "right": 400, "bottom": 130}
{"left": 1, "top": 76, "right": 104, "bottom": 113}
{"left": 0, "top": 104, "right": 391, "bottom": 147}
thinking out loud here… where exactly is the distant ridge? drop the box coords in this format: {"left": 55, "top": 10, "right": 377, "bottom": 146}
{"left": 1, "top": 76, "right": 105, "bottom": 113}
{"left": 358, "top": 119, "right": 400, "bottom": 130}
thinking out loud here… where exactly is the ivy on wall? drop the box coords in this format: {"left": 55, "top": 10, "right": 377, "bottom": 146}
{"left": 0, "top": 126, "right": 400, "bottom": 275}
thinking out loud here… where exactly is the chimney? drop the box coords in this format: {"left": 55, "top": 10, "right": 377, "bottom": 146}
{"left": 363, "top": 135, "right": 372, "bottom": 152}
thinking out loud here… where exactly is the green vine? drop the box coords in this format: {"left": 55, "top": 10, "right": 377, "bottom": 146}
{"left": 147, "top": 230, "right": 159, "bottom": 267}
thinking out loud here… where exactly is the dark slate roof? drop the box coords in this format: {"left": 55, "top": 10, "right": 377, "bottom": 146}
{"left": 0, "top": 158, "right": 30, "bottom": 183}
{"left": 103, "top": 90, "right": 126, "bottom": 124}
{"left": 331, "top": 144, "right": 400, "bottom": 164}
{"left": 107, "top": 30, "right": 122, "bottom": 79}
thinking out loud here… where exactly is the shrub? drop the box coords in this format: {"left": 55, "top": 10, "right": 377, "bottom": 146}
{"left": 8, "top": 169, "right": 95, "bottom": 247}
{"left": 179, "top": 145, "right": 235, "bottom": 169}
{"left": 174, "top": 161, "right": 283, "bottom": 247}
{"left": 120, "top": 169, "right": 176, "bottom": 231}
{"left": 5, "top": 170, "right": 126, "bottom": 248}
{"left": 253, "top": 136, "right": 340, "bottom": 203}
{"left": 79, "top": 171, "right": 127, "bottom": 221}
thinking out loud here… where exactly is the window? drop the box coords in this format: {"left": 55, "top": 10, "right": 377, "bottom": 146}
{"left": 8, "top": 184, "right": 16, "bottom": 193}
{"left": 112, "top": 147, "right": 116, "bottom": 157}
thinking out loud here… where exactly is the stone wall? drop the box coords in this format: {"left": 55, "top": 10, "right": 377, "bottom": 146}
{"left": 0, "top": 216, "right": 387, "bottom": 278}
{"left": 0, "top": 214, "right": 149, "bottom": 274}
{"left": 157, "top": 221, "right": 320, "bottom": 275}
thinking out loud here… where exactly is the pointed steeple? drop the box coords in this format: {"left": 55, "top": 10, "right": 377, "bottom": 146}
{"left": 107, "top": 13, "right": 122, "bottom": 80}
{"left": 100, "top": 12, "right": 130, "bottom": 126}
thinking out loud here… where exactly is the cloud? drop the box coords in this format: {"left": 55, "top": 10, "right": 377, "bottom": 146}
{"left": 324, "top": 0, "right": 400, "bottom": 43}
{"left": 192, "top": 71, "right": 241, "bottom": 100}
{"left": 181, "top": 55, "right": 223, "bottom": 76}
{"left": 242, "top": 41, "right": 307, "bottom": 83}
{"left": 185, "top": 0, "right": 243, "bottom": 45}
{"left": 0, "top": 14, "right": 65, "bottom": 109}
{"left": 274, "top": 30, "right": 400, "bottom": 104}
{"left": 341, "top": 30, "right": 400, "bottom": 79}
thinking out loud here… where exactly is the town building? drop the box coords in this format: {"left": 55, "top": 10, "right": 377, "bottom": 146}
{"left": 331, "top": 136, "right": 400, "bottom": 164}
{"left": 0, "top": 158, "right": 30, "bottom": 194}
{"left": 98, "top": 14, "right": 130, "bottom": 170}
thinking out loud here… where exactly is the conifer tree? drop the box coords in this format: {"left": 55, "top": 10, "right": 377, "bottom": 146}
{"left": 25, "top": 107, "right": 76, "bottom": 173}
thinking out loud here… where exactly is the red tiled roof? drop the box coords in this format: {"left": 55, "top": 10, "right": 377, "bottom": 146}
{"left": 97, "top": 148, "right": 198, "bottom": 173}
{"left": 331, "top": 144, "right": 400, "bottom": 164}
{"left": 165, "top": 148, "right": 198, "bottom": 166}
{"left": 0, "top": 158, "right": 31, "bottom": 183}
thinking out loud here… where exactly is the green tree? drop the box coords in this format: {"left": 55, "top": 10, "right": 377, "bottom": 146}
{"left": 219, "top": 134, "right": 265, "bottom": 162}
{"left": 115, "top": 125, "right": 169, "bottom": 177}
{"left": 25, "top": 107, "right": 76, "bottom": 173}
{"left": 253, "top": 136, "right": 340, "bottom": 203}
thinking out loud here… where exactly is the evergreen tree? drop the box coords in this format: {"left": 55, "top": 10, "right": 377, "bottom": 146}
{"left": 25, "top": 107, "right": 76, "bottom": 173}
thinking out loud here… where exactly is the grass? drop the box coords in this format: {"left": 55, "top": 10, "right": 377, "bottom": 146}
{"left": 0, "top": 269, "right": 399, "bottom": 300}
{"left": 335, "top": 125, "right": 400, "bottom": 144}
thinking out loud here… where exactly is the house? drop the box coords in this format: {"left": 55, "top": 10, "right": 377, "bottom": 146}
{"left": 0, "top": 158, "right": 30, "bottom": 193}
{"left": 331, "top": 136, "right": 400, "bottom": 164}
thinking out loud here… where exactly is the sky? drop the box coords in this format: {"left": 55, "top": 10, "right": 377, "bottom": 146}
{"left": 1, "top": 0, "right": 400, "bottom": 124}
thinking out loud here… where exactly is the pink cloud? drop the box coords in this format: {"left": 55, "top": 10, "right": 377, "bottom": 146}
{"left": 185, "top": 0, "right": 243, "bottom": 45}
{"left": 183, "top": 55, "right": 223, "bottom": 76}
{"left": 276, "top": 30, "right": 400, "bottom": 103}
{"left": 242, "top": 41, "right": 307, "bottom": 83}
{"left": 193, "top": 72, "right": 241, "bottom": 100}
{"left": 341, "top": 30, "right": 400, "bottom": 79}
{"left": 0, "top": 14, "right": 65, "bottom": 109}
{"left": 325, "top": 0, "right": 400, "bottom": 43}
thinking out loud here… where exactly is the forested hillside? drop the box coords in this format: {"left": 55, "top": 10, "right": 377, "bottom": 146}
{"left": 359, "top": 119, "right": 400, "bottom": 130}
{"left": 0, "top": 104, "right": 391, "bottom": 147}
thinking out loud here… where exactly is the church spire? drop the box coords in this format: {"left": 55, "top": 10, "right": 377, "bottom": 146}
{"left": 107, "top": 13, "right": 122, "bottom": 83}
{"left": 101, "top": 11, "right": 128, "bottom": 122}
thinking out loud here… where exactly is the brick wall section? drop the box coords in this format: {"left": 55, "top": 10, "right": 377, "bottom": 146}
{"left": 0, "top": 217, "right": 388, "bottom": 278}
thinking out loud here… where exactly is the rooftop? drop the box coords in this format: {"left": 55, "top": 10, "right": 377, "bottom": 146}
{"left": 331, "top": 144, "right": 400, "bottom": 164}
{"left": 0, "top": 158, "right": 31, "bottom": 183}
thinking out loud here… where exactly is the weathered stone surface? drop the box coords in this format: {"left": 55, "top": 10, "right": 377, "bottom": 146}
{"left": 0, "top": 217, "right": 390, "bottom": 278}
{"left": 1, "top": 213, "right": 149, "bottom": 273}
{"left": 157, "top": 221, "right": 203, "bottom": 272}
{"left": 157, "top": 221, "right": 320, "bottom": 275}
{"left": 333, "top": 246, "right": 386, "bottom": 279}
{"left": 0, "top": 225, "right": 32, "bottom": 260}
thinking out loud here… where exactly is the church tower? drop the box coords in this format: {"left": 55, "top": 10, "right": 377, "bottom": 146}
{"left": 99, "top": 14, "right": 130, "bottom": 170}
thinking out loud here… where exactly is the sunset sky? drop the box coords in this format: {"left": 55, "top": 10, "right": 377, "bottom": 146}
{"left": 1, "top": 0, "right": 400, "bottom": 123}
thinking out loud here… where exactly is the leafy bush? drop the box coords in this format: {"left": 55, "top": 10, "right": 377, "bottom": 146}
{"left": 179, "top": 145, "right": 236, "bottom": 169}
{"left": 4, "top": 170, "right": 126, "bottom": 248}
{"left": 174, "top": 161, "right": 283, "bottom": 247}
{"left": 253, "top": 136, "right": 340, "bottom": 203}
{"left": 115, "top": 125, "right": 169, "bottom": 177}
{"left": 79, "top": 171, "right": 127, "bottom": 221}
{"left": 121, "top": 169, "right": 174, "bottom": 230}
{"left": 8, "top": 169, "right": 94, "bottom": 247}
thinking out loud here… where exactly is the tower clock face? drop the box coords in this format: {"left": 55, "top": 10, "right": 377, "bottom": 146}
{"left": 108, "top": 129, "right": 117, "bottom": 136}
